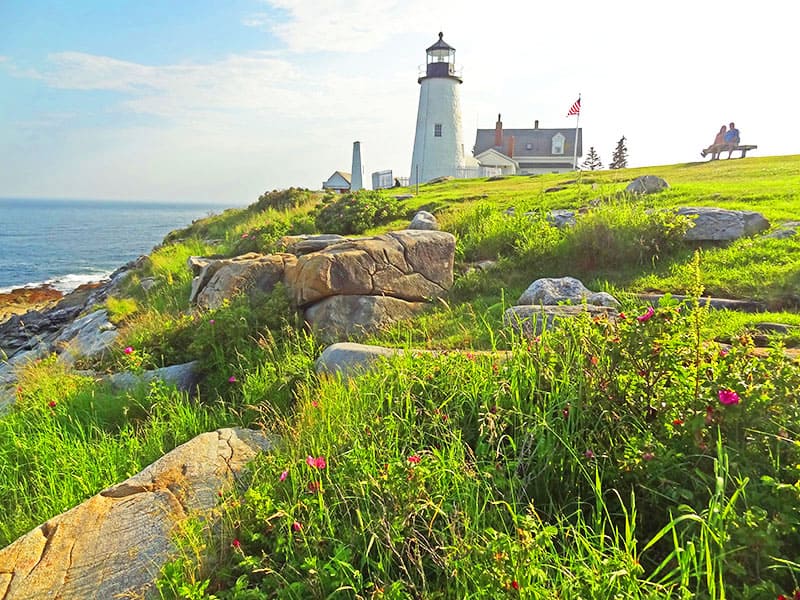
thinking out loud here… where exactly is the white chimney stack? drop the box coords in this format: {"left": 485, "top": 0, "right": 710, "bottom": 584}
{"left": 350, "top": 141, "right": 363, "bottom": 191}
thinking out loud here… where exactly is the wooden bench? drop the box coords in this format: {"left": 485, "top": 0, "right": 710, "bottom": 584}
{"left": 701, "top": 144, "right": 757, "bottom": 160}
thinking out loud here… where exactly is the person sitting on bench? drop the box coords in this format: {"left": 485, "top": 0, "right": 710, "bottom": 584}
{"left": 701, "top": 125, "right": 727, "bottom": 159}
{"left": 723, "top": 122, "right": 740, "bottom": 159}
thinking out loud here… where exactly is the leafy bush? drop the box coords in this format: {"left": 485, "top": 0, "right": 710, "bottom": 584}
{"left": 314, "top": 190, "right": 405, "bottom": 235}
{"left": 230, "top": 210, "right": 293, "bottom": 255}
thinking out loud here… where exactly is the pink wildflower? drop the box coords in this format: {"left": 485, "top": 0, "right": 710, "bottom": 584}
{"left": 124, "top": 346, "right": 134, "bottom": 355}
{"left": 292, "top": 521, "right": 302, "bottom": 532}
{"left": 228, "top": 375, "right": 237, "bottom": 383}
{"left": 209, "top": 319, "right": 215, "bottom": 324}
{"left": 307, "top": 480, "right": 320, "bottom": 493}
{"left": 642, "top": 452, "right": 655, "bottom": 461}
{"left": 306, "top": 455, "right": 326, "bottom": 469}
{"left": 637, "top": 306, "right": 655, "bottom": 322}
{"left": 279, "top": 470, "right": 288, "bottom": 482}
{"left": 407, "top": 455, "right": 421, "bottom": 464}
{"left": 584, "top": 449, "right": 595, "bottom": 459}
{"left": 718, "top": 388, "right": 741, "bottom": 406}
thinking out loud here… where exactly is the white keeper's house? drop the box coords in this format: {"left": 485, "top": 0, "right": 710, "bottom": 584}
{"left": 473, "top": 114, "right": 582, "bottom": 175}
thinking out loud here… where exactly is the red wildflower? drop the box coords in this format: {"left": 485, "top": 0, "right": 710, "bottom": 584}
{"left": 590, "top": 355, "right": 599, "bottom": 366}
{"left": 584, "top": 449, "right": 595, "bottom": 459}
{"left": 618, "top": 312, "right": 627, "bottom": 319}
{"left": 48, "top": 400, "right": 57, "bottom": 408}
{"left": 642, "top": 452, "right": 655, "bottom": 461}
{"left": 637, "top": 306, "right": 655, "bottom": 322}
{"left": 672, "top": 418, "right": 684, "bottom": 426}
{"left": 292, "top": 521, "right": 302, "bottom": 532}
{"left": 307, "top": 481, "right": 320, "bottom": 493}
{"left": 511, "top": 580, "right": 520, "bottom": 590}
{"left": 231, "top": 539, "right": 241, "bottom": 549}
{"left": 408, "top": 455, "right": 421, "bottom": 464}
{"left": 311, "top": 400, "right": 319, "bottom": 408}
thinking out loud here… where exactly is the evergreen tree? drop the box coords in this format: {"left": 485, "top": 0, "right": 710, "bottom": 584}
{"left": 581, "top": 146, "right": 602, "bottom": 170}
{"left": 610, "top": 136, "right": 628, "bottom": 169}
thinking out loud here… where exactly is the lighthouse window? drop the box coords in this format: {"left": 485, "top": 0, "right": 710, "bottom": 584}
{"left": 434, "top": 124, "right": 443, "bottom": 137}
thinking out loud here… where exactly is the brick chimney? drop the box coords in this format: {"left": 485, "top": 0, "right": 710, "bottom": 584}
{"left": 494, "top": 113, "right": 503, "bottom": 146}
{"left": 506, "top": 135, "right": 515, "bottom": 158}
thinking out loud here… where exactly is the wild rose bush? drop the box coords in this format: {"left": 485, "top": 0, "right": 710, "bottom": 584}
{"left": 167, "top": 296, "right": 800, "bottom": 598}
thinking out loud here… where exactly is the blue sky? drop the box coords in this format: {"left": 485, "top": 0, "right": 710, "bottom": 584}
{"left": 1, "top": 1, "right": 797, "bottom": 204}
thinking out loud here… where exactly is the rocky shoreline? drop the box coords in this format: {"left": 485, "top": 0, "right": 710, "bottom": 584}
{"left": 0, "top": 284, "right": 65, "bottom": 323}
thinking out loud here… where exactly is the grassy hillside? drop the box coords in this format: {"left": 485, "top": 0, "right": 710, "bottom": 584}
{"left": 2, "top": 156, "right": 800, "bottom": 599}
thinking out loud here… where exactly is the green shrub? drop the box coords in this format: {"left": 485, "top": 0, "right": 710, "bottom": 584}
{"left": 559, "top": 199, "right": 693, "bottom": 272}
{"left": 105, "top": 296, "right": 139, "bottom": 323}
{"left": 250, "top": 188, "right": 317, "bottom": 213}
{"left": 314, "top": 190, "right": 405, "bottom": 235}
{"left": 441, "top": 203, "right": 562, "bottom": 262}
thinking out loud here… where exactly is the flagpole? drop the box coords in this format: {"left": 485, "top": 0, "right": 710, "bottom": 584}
{"left": 572, "top": 93, "right": 581, "bottom": 170}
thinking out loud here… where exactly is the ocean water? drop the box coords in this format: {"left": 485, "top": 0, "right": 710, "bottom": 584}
{"left": 0, "top": 198, "right": 230, "bottom": 293}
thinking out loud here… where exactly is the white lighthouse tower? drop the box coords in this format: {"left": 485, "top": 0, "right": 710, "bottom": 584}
{"left": 409, "top": 32, "right": 465, "bottom": 185}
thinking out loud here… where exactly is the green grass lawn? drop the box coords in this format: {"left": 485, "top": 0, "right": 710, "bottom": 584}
{"left": 2, "top": 155, "right": 800, "bottom": 599}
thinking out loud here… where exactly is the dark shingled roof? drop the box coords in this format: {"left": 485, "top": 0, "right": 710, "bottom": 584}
{"left": 426, "top": 32, "right": 454, "bottom": 52}
{"left": 474, "top": 128, "right": 583, "bottom": 158}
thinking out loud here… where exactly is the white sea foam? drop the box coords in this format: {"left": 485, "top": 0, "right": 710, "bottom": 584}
{"left": 0, "top": 271, "right": 113, "bottom": 295}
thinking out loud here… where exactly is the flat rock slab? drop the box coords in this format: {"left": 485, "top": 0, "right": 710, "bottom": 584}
{"left": 105, "top": 361, "right": 201, "bottom": 393}
{"left": 0, "top": 428, "right": 272, "bottom": 600}
{"left": 765, "top": 221, "right": 800, "bottom": 239}
{"left": 634, "top": 294, "right": 765, "bottom": 313}
{"left": 316, "top": 343, "right": 509, "bottom": 378}
{"left": 676, "top": 207, "right": 770, "bottom": 241}
{"left": 504, "top": 305, "right": 618, "bottom": 337}
{"left": 279, "top": 234, "right": 351, "bottom": 256}
{"left": 55, "top": 309, "right": 119, "bottom": 365}
{"left": 316, "top": 342, "right": 404, "bottom": 377}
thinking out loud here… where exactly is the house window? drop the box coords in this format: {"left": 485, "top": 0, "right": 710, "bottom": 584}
{"left": 434, "top": 123, "right": 442, "bottom": 137}
{"left": 551, "top": 134, "right": 565, "bottom": 155}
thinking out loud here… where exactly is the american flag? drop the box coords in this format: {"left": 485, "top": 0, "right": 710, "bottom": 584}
{"left": 567, "top": 98, "right": 581, "bottom": 116}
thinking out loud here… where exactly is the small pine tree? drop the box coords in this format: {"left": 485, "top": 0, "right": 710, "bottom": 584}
{"left": 581, "top": 146, "right": 603, "bottom": 170}
{"left": 609, "top": 136, "right": 629, "bottom": 169}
